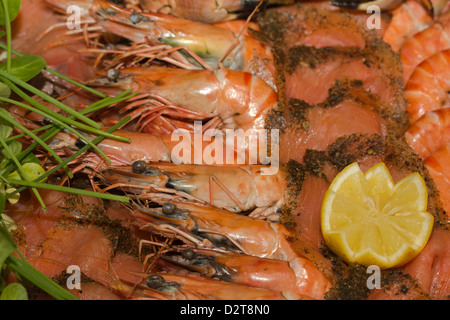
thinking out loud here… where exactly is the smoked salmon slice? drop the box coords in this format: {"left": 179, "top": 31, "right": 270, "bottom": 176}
{"left": 275, "top": 80, "right": 407, "bottom": 164}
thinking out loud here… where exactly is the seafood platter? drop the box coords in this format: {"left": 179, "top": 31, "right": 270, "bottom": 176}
{"left": 0, "top": 0, "right": 448, "bottom": 301}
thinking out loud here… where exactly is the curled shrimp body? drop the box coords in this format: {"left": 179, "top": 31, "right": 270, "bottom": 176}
{"left": 405, "top": 49, "right": 450, "bottom": 123}
{"left": 404, "top": 109, "right": 450, "bottom": 160}
{"left": 99, "top": 163, "right": 286, "bottom": 214}
{"left": 132, "top": 201, "right": 332, "bottom": 299}
{"left": 383, "top": 0, "right": 433, "bottom": 52}
{"left": 400, "top": 10, "right": 450, "bottom": 83}
{"left": 94, "top": 66, "right": 278, "bottom": 132}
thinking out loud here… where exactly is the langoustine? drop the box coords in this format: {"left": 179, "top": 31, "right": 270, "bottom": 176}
{"left": 43, "top": 0, "right": 277, "bottom": 88}
{"left": 130, "top": 199, "right": 332, "bottom": 299}
{"left": 90, "top": 65, "right": 279, "bottom": 133}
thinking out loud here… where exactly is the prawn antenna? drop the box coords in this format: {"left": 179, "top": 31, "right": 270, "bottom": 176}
{"left": 217, "top": 0, "right": 265, "bottom": 69}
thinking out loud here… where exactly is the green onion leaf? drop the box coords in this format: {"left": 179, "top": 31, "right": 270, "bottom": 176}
{"left": 5, "top": 255, "right": 78, "bottom": 300}
{"left": 1, "top": 140, "right": 21, "bottom": 159}
{"left": 0, "top": 222, "right": 14, "bottom": 268}
{"left": 0, "top": 113, "right": 13, "bottom": 140}
{"left": 6, "top": 178, "right": 130, "bottom": 203}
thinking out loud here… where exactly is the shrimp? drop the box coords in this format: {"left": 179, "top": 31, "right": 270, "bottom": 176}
{"left": 98, "top": 162, "right": 285, "bottom": 214}
{"left": 404, "top": 109, "right": 450, "bottom": 160}
{"left": 382, "top": 0, "right": 433, "bottom": 52}
{"left": 112, "top": 273, "right": 310, "bottom": 300}
{"left": 400, "top": 10, "right": 450, "bottom": 83}
{"left": 44, "top": 0, "right": 276, "bottom": 85}
{"left": 138, "top": 0, "right": 295, "bottom": 23}
{"left": 130, "top": 200, "right": 332, "bottom": 299}
{"left": 405, "top": 49, "right": 450, "bottom": 123}
{"left": 156, "top": 247, "right": 330, "bottom": 300}
{"left": 92, "top": 66, "right": 279, "bottom": 132}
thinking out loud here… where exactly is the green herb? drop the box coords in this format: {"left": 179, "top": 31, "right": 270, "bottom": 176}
{"left": 0, "top": 55, "right": 46, "bottom": 82}
{"left": 5, "top": 116, "right": 132, "bottom": 201}
{"left": 0, "top": 282, "right": 28, "bottom": 300}
{"left": 0, "top": 0, "right": 136, "bottom": 300}
{"left": 0, "top": 0, "right": 21, "bottom": 24}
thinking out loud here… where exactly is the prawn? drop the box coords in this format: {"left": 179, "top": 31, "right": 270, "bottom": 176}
{"left": 154, "top": 246, "right": 330, "bottom": 300}
{"left": 138, "top": 0, "right": 295, "bottom": 23}
{"left": 404, "top": 109, "right": 450, "bottom": 160}
{"left": 382, "top": 0, "right": 433, "bottom": 52}
{"left": 91, "top": 66, "right": 279, "bottom": 132}
{"left": 405, "top": 49, "right": 450, "bottom": 123}
{"left": 97, "top": 162, "right": 285, "bottom": 214}
{"left": 130, "top": 200, "right": 332, "bottom": 299}
{"left": 400, "top": 10, "right": 450, "bottom": 83}
{"left": 112, "top": 272, "right": 310, "bottom": 300}
{"left": 44, "top": 0, "right": 276, "bottom": 85}
{"left": 47, "top": 118, "right": 278, "bottom": 176}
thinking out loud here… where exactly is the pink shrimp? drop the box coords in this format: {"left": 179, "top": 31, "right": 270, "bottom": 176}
{"left": 404, "top": 109, "right": 450, "bottom": 160}
{"left": 400, "top": 10, "right": 450, "bottom": 83}
{"left": 383, "top": 0, "right": 433, "bottom": 52}
{"left": 405, "top": 49, "right": 450, "bottom": 123}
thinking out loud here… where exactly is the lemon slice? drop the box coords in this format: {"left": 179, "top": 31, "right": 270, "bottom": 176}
{"left": 321, "top": 162, "right": 434, "bottom": 269}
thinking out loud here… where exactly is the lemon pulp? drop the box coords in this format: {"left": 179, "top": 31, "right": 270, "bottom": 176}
{"left": 321, "top": 162, "right": 434, "bottom": 269}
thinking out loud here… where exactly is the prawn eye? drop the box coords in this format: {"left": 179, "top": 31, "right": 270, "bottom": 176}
{"left": 75, "top": 138, "right": 87, "bottom": 149}
{"left": 42, "top": 118, "right": 53, "bottom": 125}
{"left": 103, "top": 43, "right": 115, "bottom": 50}
{"left": 132, "top": 160, "right": 147, "bottom": 173}
{"left": 106, "top": 68, "right": 120, "bottom": 82}
{"left": 129, "top": 12, "right": 143, "bottom": 24}
{"left": 146, "top": 274, "right": 165, "bottom": 289}
{"left": 181, "top": 249, "right": 196, "bottom": 260}
{"left": 162, "top": 202, "right": 177, "bottom": 215}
